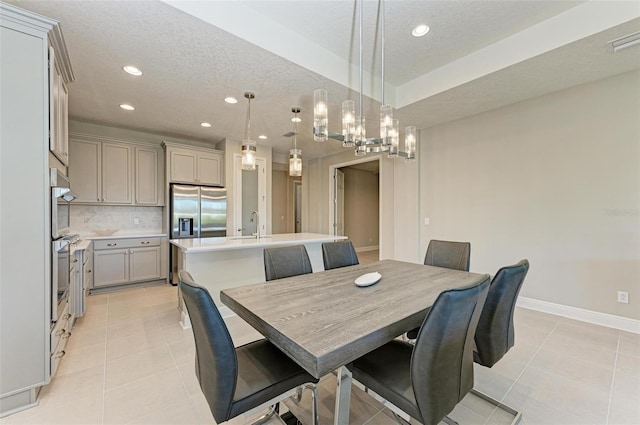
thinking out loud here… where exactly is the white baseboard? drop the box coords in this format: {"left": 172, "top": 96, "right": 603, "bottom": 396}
{"left": 355, "top": 245, "right": 379, "bottom": 252}
{"left": 517, "top": 296, "right": 640, "bottom": 334}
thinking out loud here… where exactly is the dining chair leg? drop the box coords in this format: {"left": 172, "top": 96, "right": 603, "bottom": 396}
{"left": 443, "top": 416, "right": 459, "bottom": 425}
{"left": 391, "top": 412, "right": 411, "bottom": 425}
{"left": 470, "top": 388, "right": 522, "bottom": 425}
{"left": 307, "top": 383, "right": 319, "bottom": 425}
{"left": 334, "top": 366, "right": 352, "bottom": 425}
{"left": 251, "top": 404, "right": 279, "bottom": 425}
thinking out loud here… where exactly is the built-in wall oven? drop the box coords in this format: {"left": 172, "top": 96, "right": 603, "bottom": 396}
{"left": 50, "top": 169, "right": 75, "bottom": 240}
{"left": 51, "top": 234, "right": 78, "bottom": 324}
{"left": 50, "top": 169, "right": 77, "bottom": 325}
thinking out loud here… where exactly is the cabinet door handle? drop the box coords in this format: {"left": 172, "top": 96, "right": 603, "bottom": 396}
{"left": 63, "top": 313, "right": 72, "bottom": 320}
{"left": 55, "top": 329, "right": 65, "bottom": 336}
{"left": 87, "top": 270, "right": 92, "bottom": 273}
{"left": 129, "top": 249, "right": 133, "bottom": 254}
{"left": 140, "top": 241, "right": 150, "bottom": 245}
{"left": 62, "top": 331, "right": 72, "bottom": 339}
{"left": 107, "top": 243, "right": 117, "bottom": 247}
{"left": 54, "top": 351, "right": 66, "bottom": 359}
{"left": 72, "top": 258, "right": 78, "bottom": 263}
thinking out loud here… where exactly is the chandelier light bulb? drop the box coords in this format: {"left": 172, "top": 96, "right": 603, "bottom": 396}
{"left": 404, "top": 126, "right": 417, "bottom": 162}
{"left": 313, "top": 89, "right": 328, "bottom": 142}
{"left": 342, "top": 100, "right": 356, "bottom": 147}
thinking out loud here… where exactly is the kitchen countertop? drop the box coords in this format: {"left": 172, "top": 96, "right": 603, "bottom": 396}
{"left": 170, "top": 232, "right": 347, "bottom": 253}
{"left": 78, "top": 232, "right": 167, "bottom": 240}
{"left": 71, "top": 239, "right": 91, "bottom": 254}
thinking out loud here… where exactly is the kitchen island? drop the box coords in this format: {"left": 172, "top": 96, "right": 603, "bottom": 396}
{"left": 170, "top": 233, "right": 347, "bottom": 327}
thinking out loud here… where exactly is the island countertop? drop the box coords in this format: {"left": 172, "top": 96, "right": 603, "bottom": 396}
{"left": 170, "top": 232, "right": 347, "bottom": 253}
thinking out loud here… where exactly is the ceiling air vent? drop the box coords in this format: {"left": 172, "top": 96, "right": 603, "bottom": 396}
{"left": 611, "top": 31, "right": 640, "bottom": 53}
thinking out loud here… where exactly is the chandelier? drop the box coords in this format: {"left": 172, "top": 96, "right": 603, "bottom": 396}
{"left": 241, "top": 91, "right": 257, "bottom": 170}
{"left": 289, "top": 107, "right": 302, "bottom": 177}
{"left": 313, "top": 0, "right": 416, "bottom": 161}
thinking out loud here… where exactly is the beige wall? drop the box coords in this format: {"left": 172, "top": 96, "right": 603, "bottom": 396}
{"left": 343, "top": 168, "right": 379, "bottom": 249}
{"left": 419, "top": 70, "right": 640, "bottom": 319}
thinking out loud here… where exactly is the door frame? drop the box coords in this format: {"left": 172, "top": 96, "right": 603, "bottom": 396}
{"left": 233, "top": 154, "right": 267, "bottom": 236}
{"left": 328, "top": 157, "right": 381, "bottom": 239}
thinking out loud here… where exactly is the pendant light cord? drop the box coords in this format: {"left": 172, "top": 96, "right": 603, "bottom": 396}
{"left": 245, "top": 97, "right": 251, "bottom": 140}
{"left": 358, "top": 0, "right": 363, "bottom": 122}
{"left": 381, "top": 0, "right": 385, "bottom": 105}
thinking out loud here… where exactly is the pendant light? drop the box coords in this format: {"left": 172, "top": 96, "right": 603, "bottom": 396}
{"left": 241, "top": 92, "right": 257, "bottom": 171}
{"left": 312, "top": 0, "right": 418, "bottom": 162}
{"left": 289, "top": 107, "right": 302, "bottom": 177}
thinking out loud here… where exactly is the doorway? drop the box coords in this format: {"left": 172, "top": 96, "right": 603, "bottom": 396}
{"left": 233, "top": 154, "right": 267, "bottom": 236}
{"left": 330, "top": 158, "right": 380, "bottom": 259}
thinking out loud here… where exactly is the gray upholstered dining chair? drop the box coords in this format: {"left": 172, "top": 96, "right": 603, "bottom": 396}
{"left": 179, "top": 270, "right": 319, "bottom": 425}
{"left": 322, "top": 240, "right": 359, "bottom": 270}
{"left": 263, "top": 245, "right": 313, "bottom": 281}
{"left": 423, "top": 239, "right": 471, "bottom": 271}
{"left": 406, "top": 239, "right": 472, "bottom": 340}
{"left": 472, "top": 259, "right": 530, "bottom": 425}
{"left": 348, "top": 276, "right": 491, "bottom": 425}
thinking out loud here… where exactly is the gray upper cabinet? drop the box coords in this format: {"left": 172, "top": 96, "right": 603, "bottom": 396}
{"left": 1, "top": 3, "right": 74, "bottom": 416}
{"left": 49, "top": 46, "right": 70, "bottom": 165}
{"left": 163, "top": 142, "right": 224, "bottom": 186}
{"left": 69, "top": 135, "right": 164, "bottom": 206}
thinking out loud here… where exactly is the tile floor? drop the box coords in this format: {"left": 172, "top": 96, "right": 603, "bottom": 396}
{"left": 2, "top": 280, "right": 639, "bottom": 425}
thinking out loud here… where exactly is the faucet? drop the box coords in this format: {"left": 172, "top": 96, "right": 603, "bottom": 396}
{"left": 250, "top": 210, "right": 260, "bottom": 239}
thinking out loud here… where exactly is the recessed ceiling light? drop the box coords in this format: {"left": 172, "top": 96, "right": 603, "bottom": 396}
{"left": 412, "top": 24, "right": 430, "bottom": 37}
{"left": 258, "top": 135, "right": 267, "bottom": 140}
{"left": 119, "top": 104, "right": 135, "bottom": 111}
{"left": 200, "top": 122, "right": 212, "bottom": 128}
{"left": 291, "top": 117, "right": 302, "bottom": 123}
{"left": 123, "top": 65, "right": 142, "bottom": 76}
{"left": 224, "top": 97, "right": 238, "bottom": 104}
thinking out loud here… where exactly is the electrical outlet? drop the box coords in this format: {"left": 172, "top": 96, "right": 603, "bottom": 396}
{"left": 424, "top": 217, "right": 430, "bottom": 226}
{"left": 133, "top": 217, "right": 140, "bottom": 225}
{"left": 617, "top": 291, "right": 629, "bottom": 304}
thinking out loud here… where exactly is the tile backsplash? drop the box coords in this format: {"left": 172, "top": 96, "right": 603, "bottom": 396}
{"left": 70, "top": 205, "right": 162, "bottom": 234}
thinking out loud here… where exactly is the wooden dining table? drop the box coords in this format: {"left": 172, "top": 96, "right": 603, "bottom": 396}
{"left": 220, "top": 259, "right": 488, "bottom": 425}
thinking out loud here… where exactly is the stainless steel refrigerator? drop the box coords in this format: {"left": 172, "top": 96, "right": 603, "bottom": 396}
{"left": 170, "top": 184, "right": 227, "bottom": 238}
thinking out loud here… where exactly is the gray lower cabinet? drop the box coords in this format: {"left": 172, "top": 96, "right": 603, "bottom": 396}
{"left": 93, "top": 238, "right": 162, "bottom": 288}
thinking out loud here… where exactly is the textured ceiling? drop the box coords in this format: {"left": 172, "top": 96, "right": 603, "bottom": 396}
{"left": 6, "top": 0, "right": 640, "bottom": 161}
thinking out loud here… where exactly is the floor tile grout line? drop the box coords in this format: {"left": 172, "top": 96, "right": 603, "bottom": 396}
{"left": 605, "top": 332, "right": 621, "bottom": 425}
{"left": 497, "top": 321, "right": 559, "bottom": 404}
{"left": 101, "top": 292, "right": 112, "bottom": 425}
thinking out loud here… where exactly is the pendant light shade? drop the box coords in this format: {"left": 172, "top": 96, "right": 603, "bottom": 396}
{"left": 313, "top": 89, "right": 328, "bottom": 142}
{"left": 404, "top": 126, "right": 417, "bottom": 161}
{"left": 342, "top": 100, "right": 356, "bottom": 147}
{"left": 388, "top": 118, "right": 399, "bottom": 158}
{"left": 289, "top": 107, "right": 302, "bottom": 177}
{"left": 241, "top": 92, "right": 257, "bottom": 171}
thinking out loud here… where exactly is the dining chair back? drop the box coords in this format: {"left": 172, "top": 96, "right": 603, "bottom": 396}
{"left": 263, "top": 245, "right": 313, "bottom": 281}
{"left": 468, "top": 260, "right": 530, "bottom": 425}
{"left": 322, "top": 240, "right": 359, "bottom": 270}
{"left": 348, "top": 276, "right": 490, "bottom": 425}
{"left": 474, "top": 259, "right": 530, "bottom": 367}
{"left": 423, "top": 239, "right": 471, "bottom": 271}
{"left": 179, "top": 270, "right": 319, "bottom": 424}
{"left": 406, "top": 239, "right": 472, "bottom": 340}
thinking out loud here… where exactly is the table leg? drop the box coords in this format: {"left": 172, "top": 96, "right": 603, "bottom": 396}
{"left": 334, "top": 366, "right": 352, "bottom": 425}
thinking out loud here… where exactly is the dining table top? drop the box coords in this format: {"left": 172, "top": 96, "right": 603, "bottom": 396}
{"left": 220, "top": 259, "right": 489, "bottom": 378}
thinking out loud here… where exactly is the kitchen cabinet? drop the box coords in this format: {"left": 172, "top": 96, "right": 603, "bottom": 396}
{"left": 163, "top": 142, "right": 224, "bottom": 186}
{"left": 93, "top": 237, "right": 165, "bottom": 289}
{"left": 71, "top": 242, "right": 92, "bottom": 318}
{"left": 49, "top": 46, "right": 69, "bottom": 166}
{"left": 135, "top": 146, "right": 160, "bottom": 205}
{"left": 1, "top": 3, "right": 74, "bottom": 415}
{"left": 69, "top": 135, "right": 163, "bottom": 206}
{"left": 69, "top": 138, "right": 132, "bottom": 204}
